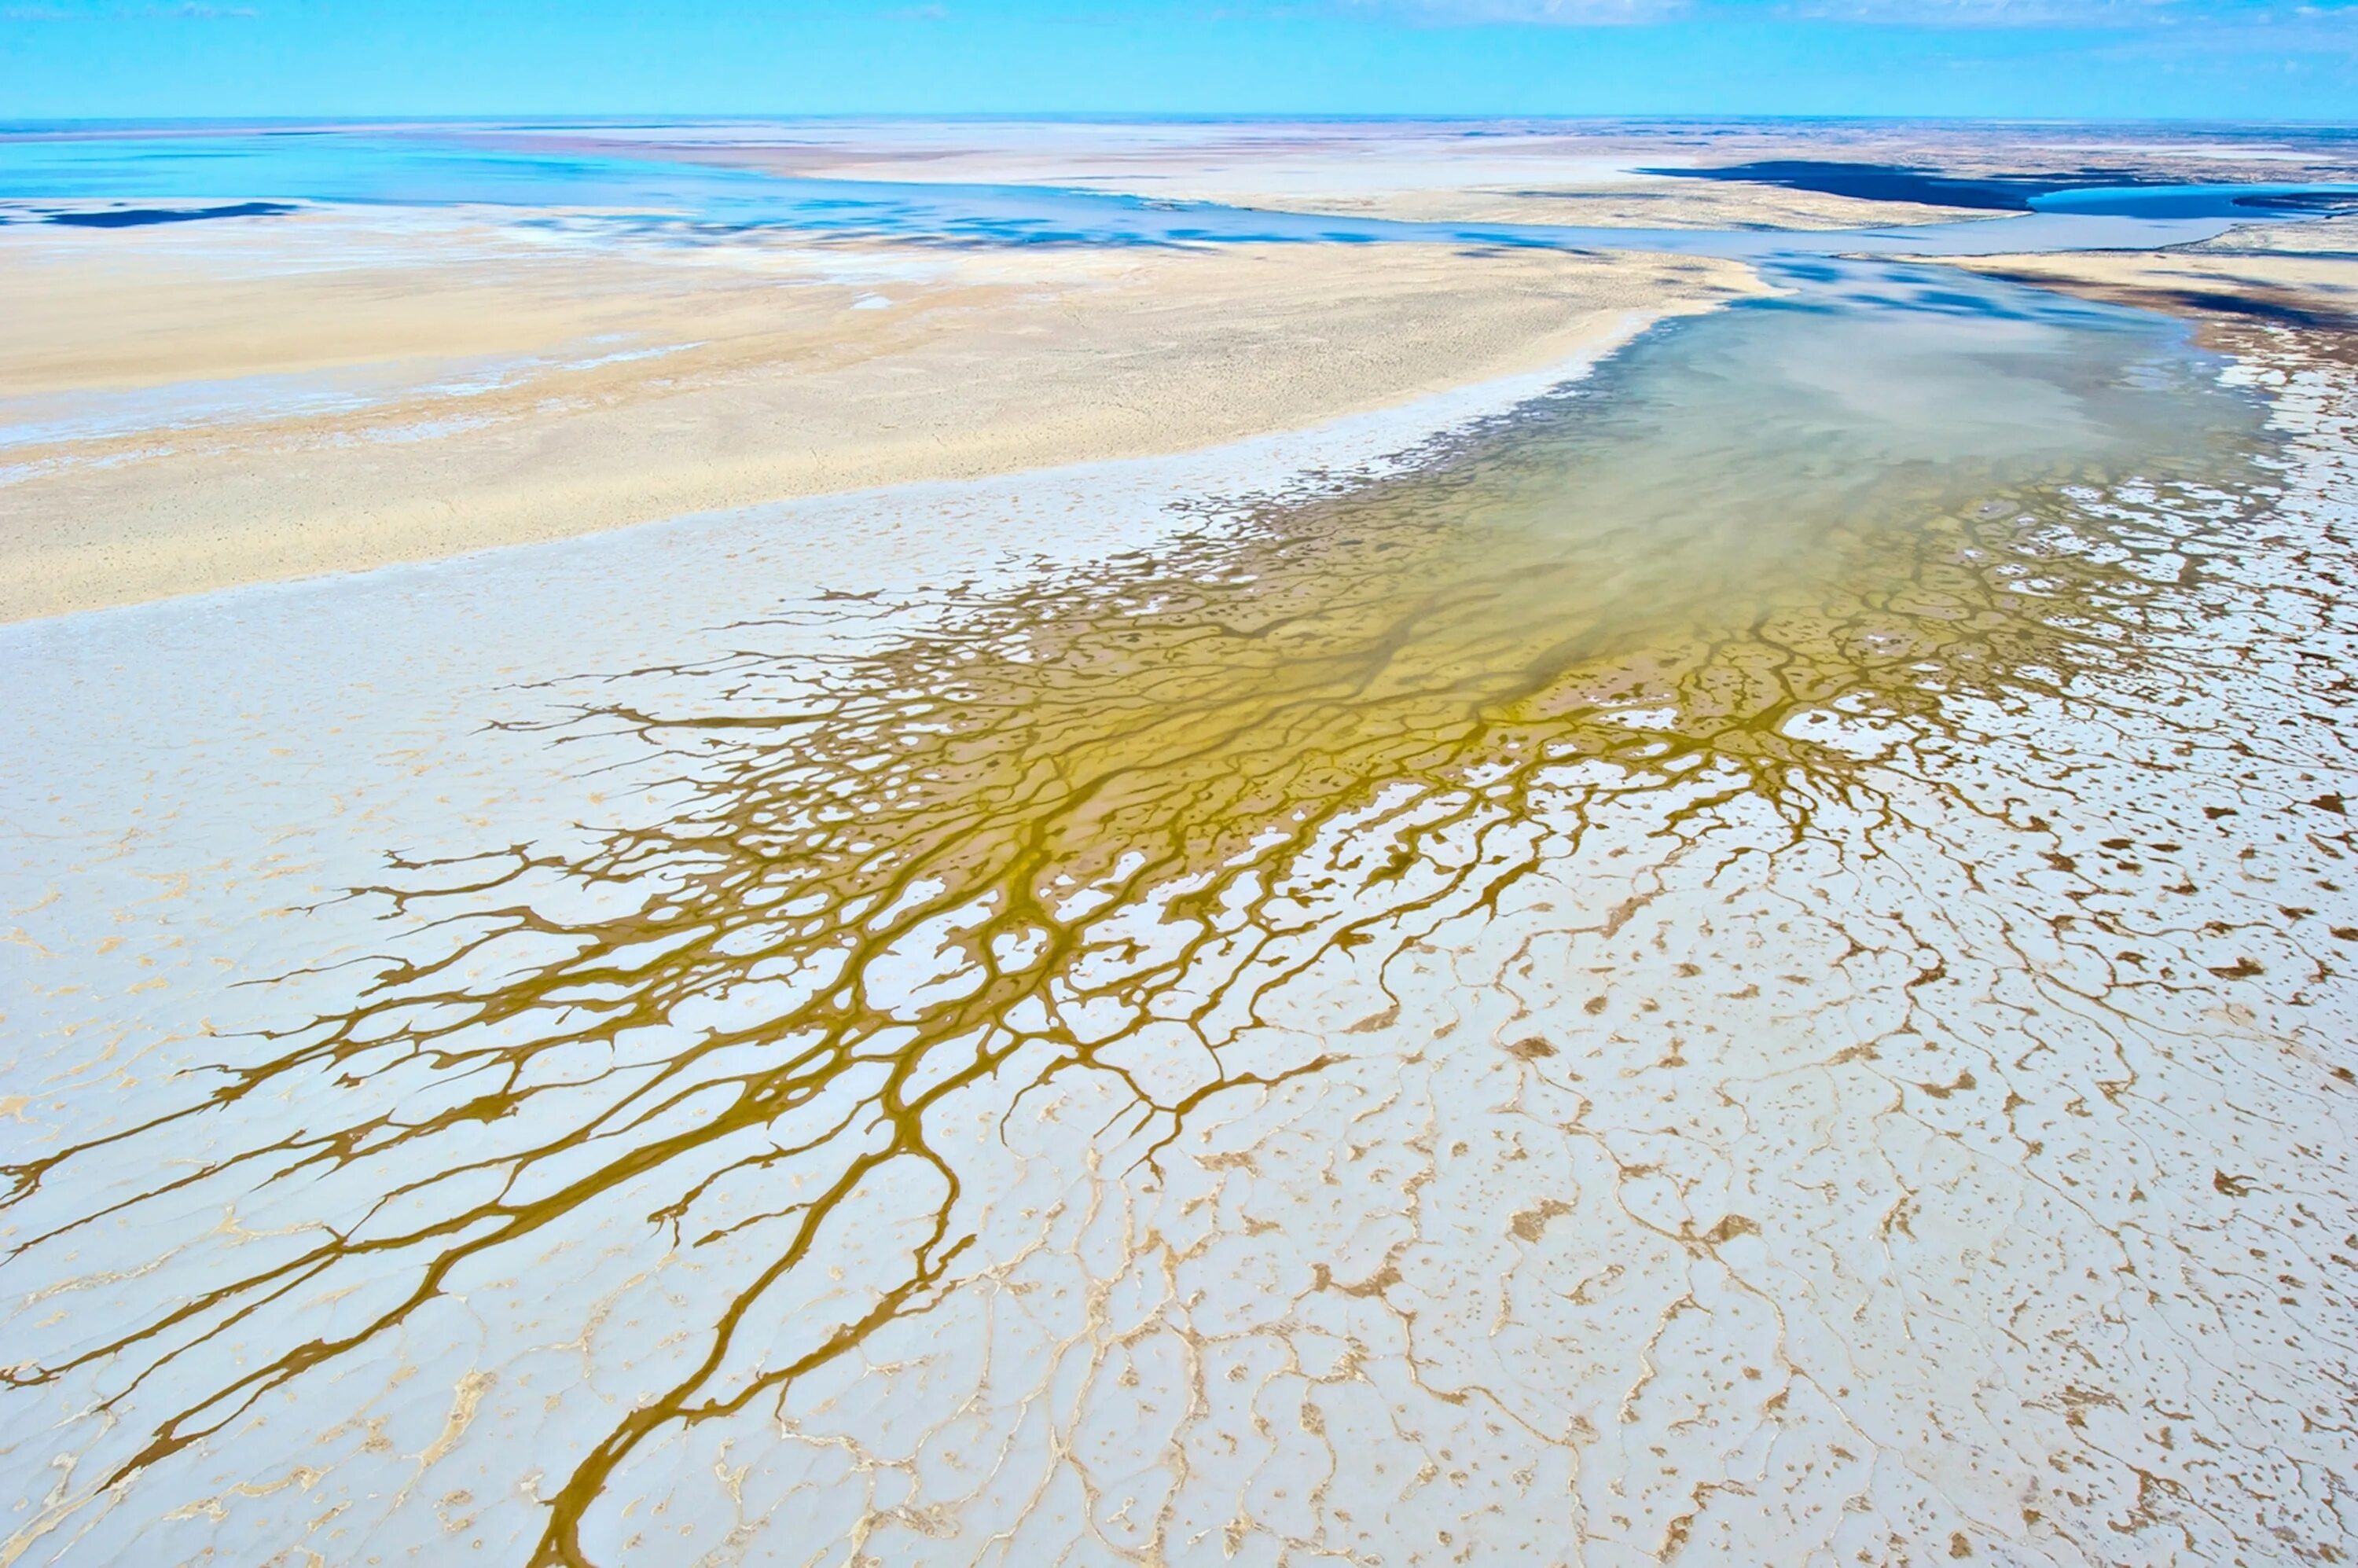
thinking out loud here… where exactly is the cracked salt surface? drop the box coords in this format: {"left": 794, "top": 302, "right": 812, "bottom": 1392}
{"left": 3, "top": 265, "right": 2356, "bottom": 1566}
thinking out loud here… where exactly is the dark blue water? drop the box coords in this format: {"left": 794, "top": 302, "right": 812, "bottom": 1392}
{"left": 1642, "top": 157, "right": 2358, "bottom": 219}
{"left": 43, "top": 200, "right": 298, "bottom": 229}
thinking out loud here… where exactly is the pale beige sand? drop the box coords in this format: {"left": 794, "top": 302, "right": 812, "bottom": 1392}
{"left": 1105, "top": 180, "right": 1988, "bottom": 232}
{"left": 0, "top": 213, "right": 1758, "bottom": 622}
{"left": 2191, "top": 211, "right": 2358, "bottom": 256}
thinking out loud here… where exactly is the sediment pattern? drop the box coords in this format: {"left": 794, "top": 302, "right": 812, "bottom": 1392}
{"left": 4, "top": 302, "right": 2356, "bottom": 1566}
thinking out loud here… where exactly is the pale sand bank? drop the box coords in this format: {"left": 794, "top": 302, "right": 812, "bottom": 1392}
{"left": 0, "top": 214, "right": 1758, "bottom": 622}
{"left": 1937, "top": 244, "right": 2358, "bottom": 328}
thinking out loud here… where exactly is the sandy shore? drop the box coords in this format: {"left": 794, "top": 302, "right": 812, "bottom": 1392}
{"left": 0, "top": 211, "right": 1757, "bottom": 622}
{"left": 1939, "top": 242, "right": 2358, "bottom": 332}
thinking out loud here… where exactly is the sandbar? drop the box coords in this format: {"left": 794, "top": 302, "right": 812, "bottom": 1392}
{"left": 0, "top": 211, "right": 1757, "bottom": 622}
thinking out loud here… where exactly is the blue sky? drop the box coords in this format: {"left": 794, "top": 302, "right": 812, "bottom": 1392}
{"left": 3, "top": 0, "right": 2354, "bottom": 120}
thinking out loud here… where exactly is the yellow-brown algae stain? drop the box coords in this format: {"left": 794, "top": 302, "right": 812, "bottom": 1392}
{"left": 6, "top": 305, "right": 2343, "bottom": 1566}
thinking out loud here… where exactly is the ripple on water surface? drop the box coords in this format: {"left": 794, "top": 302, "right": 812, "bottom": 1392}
{"left": 3, "top": 266, "right": 2356, "bottom": 1566}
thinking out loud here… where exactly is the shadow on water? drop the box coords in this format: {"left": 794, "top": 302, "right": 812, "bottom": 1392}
{"left": 0, "top": 263, "right": 2289, "bottom": 1562}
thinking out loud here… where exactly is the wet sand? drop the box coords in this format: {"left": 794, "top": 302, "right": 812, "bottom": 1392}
{"left": 0, "top": 211, "right": 1755, "bottom": 622}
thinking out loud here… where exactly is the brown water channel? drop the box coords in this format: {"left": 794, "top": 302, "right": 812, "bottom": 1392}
{"left": 9, "top": 263, "right": 2352, "bottom": 1566}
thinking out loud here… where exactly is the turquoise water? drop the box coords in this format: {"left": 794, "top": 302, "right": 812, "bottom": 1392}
{"left": 6, "top": 123, "right": 2354, "bottom": 256}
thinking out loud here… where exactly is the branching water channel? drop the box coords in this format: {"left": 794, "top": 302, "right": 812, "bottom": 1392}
{"left": 8, "top": 264, "right": 2354, "bottom": 1566}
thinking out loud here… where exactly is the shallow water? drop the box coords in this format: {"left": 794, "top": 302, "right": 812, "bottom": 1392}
{"left": 5, "top": 124, "right": 2352, "bottom": 257}
{"left": 6, "top": 262, "right": 2355, "bottom": 1564}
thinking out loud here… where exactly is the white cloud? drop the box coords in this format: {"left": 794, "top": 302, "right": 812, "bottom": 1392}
{"left": 1783, "top": 0, "right": 2178, "bottom": 19}
{"left": 1354, "top": 0, "right": 2357, "bottom": 24}
{"left": 1779, "top": 0, "right": 2358, "bottom": 21}
{"left": 1346, "top": 0, "right": 1691, "bottom": 23}
{"left": 2, "top": 1, "right": 258, "bottom": 15}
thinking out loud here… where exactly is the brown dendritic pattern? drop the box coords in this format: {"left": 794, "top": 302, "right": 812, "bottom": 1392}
{"left": 4, "top": 307, "right": 2356, "bottom": 1567}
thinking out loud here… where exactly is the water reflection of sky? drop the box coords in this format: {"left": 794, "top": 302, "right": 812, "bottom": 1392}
{"left": 5, "top": 126, "right": 2356, "bottom": 259}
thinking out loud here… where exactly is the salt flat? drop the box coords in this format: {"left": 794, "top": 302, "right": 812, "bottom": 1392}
{"left": 4, "top": 120, "right": 2358, "bottom": 1567}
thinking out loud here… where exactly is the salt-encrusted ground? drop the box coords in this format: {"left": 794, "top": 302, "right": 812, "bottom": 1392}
{"left": 3, "top": 274, "right": 2355, "bottom": 1567}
